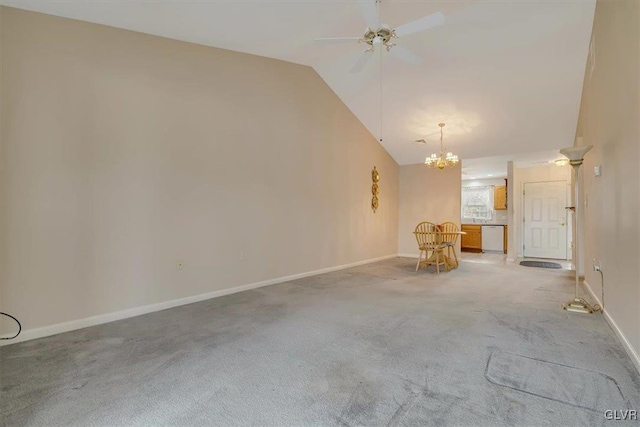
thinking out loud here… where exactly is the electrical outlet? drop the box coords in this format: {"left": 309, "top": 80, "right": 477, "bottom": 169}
{"left": 592, "top": 258, "right": 601, "bottom": 272}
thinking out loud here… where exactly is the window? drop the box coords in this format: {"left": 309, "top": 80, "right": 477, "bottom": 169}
{"left": 462, "top": 186, "right": 494, "bottom": 221}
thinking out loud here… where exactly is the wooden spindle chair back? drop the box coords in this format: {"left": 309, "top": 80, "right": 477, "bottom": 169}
{"left": 413, "top": 221, "right": 449, "bottom": 273}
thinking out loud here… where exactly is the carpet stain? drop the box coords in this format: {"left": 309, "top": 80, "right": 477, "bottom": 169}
{"left": 337, "top": 382, "right": 379, "bottom": 426}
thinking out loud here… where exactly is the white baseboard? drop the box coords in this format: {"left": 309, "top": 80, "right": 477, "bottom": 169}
{"left": 584, "top": 280, "right": 640, "bottom": 374}
{"left": 583, "top": 279, "right": 601, "bottom": 306}
{"left": 0, "top": 254, "right": 397, "bottom": 346}
{"left": 397, "top": 253, "right": 419, "bottom": 259}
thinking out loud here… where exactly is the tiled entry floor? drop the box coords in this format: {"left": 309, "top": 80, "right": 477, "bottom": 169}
{"left": 461, "top": 251, "right": 572, "bottom": 270}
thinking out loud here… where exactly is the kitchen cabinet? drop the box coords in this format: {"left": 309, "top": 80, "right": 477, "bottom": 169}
{"left": 461, "top": 224, "right": 482, "bottom": 252}
{"left": 494, "top": 185, "right": 507, "bottom": 210}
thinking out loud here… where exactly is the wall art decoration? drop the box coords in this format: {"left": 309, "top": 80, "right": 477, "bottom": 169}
{"left": 371, "top": 166, "right": 380, "bottom": 213}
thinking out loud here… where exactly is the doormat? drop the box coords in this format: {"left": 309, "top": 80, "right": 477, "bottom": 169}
{"left": 519, "top": 260, "right": 562, "bottom": 269}
{"left": 485, "top": 351, "right": 627, "bottom": 413}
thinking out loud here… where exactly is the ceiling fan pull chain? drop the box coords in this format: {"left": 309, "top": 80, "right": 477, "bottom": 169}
{"left": 379, "top": 47, "right": 383, "bottom": 142}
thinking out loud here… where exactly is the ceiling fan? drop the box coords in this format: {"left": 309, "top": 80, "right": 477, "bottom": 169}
{"left": 314, "top": 0, "right": 445, "bottom": 73}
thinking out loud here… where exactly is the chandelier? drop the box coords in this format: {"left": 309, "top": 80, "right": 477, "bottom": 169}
{"left": 425, "top": 123, "right": 459, "bottom": 169}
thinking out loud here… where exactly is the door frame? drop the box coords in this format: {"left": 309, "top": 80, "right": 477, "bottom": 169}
{"left": 521, "top": 180, "right": 572, "bottom": 260}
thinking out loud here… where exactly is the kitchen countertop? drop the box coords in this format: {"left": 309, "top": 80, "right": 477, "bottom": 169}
{"left": 462, "top": 223, "right": 507, "bottom": 226}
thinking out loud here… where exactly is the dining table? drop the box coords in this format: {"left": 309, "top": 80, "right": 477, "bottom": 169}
{"left": 415, "top": 230, "right": 466, "bottom": 271}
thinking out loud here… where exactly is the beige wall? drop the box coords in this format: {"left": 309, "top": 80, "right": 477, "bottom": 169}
{"left": 575, "top": 0, "right": 640, "bottom": 361}
{"left": 0, "top": 6, "right": 4, "bottom": 334}
{"left": 512, "top": 164, "right": 572, "bottom": 260}
{"left": 0, "top": 7, "right": 399, "bottom": 335}
{"left": 398, "top": 163, "right": 461, "bottom": 256}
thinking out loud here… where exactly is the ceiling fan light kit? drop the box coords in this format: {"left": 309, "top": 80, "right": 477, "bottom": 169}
{"left": 314, "top": 1, "right": 444, "bottom": 72}
{"left": 362, "top": 25, "right": 396, "bottom": 51}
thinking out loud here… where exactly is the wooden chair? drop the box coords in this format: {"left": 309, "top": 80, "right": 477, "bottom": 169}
{"left": 439, "top": 222, "right": 460, "bottom": 268}
{"left": 414, "top": 222, "right": 449, "bottom": 274}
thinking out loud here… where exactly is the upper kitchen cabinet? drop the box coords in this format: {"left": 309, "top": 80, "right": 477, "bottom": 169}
{"left": 494, "top": 185, "right": 507, "bottom": 210}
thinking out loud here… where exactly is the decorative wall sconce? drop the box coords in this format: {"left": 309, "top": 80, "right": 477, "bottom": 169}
{"left": 371, "top": 166, "right": 380, "bottom": 213}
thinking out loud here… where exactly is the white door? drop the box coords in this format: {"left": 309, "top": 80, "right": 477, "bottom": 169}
{"left": 523, "top": 181, "right": 568, "bottom": 259}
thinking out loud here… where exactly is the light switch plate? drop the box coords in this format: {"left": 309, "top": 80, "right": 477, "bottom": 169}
{"left": 594, "top": 165, "right": 601, "bottom": 177}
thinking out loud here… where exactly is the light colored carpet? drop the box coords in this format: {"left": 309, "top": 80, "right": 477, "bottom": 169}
{"left": 1, "top": 258, "right": 638, "bottom": 426}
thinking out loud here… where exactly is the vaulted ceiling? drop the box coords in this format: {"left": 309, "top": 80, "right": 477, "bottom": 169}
{"left": 1, "top": 0, "right": 596, "bottom": 166}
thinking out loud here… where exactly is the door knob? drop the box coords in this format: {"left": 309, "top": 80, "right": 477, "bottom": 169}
{"left": 560, "top": 222, "right": 565, "bottom": 226}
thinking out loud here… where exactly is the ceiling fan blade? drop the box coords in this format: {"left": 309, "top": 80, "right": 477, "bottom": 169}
{"left": 394, "top": 11, "right": 445, "bottom": 37}
{"left": 350, "top": 51, "right": 373, "bottom": 73}
{"left": 314, "top": 37, "right": 361, "bottom": 44}
{"left": 359, "top": 0, "right": 379, "bottom": 29}
{"left": 389, "top": 45, "right": 422, "bottom": 65}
